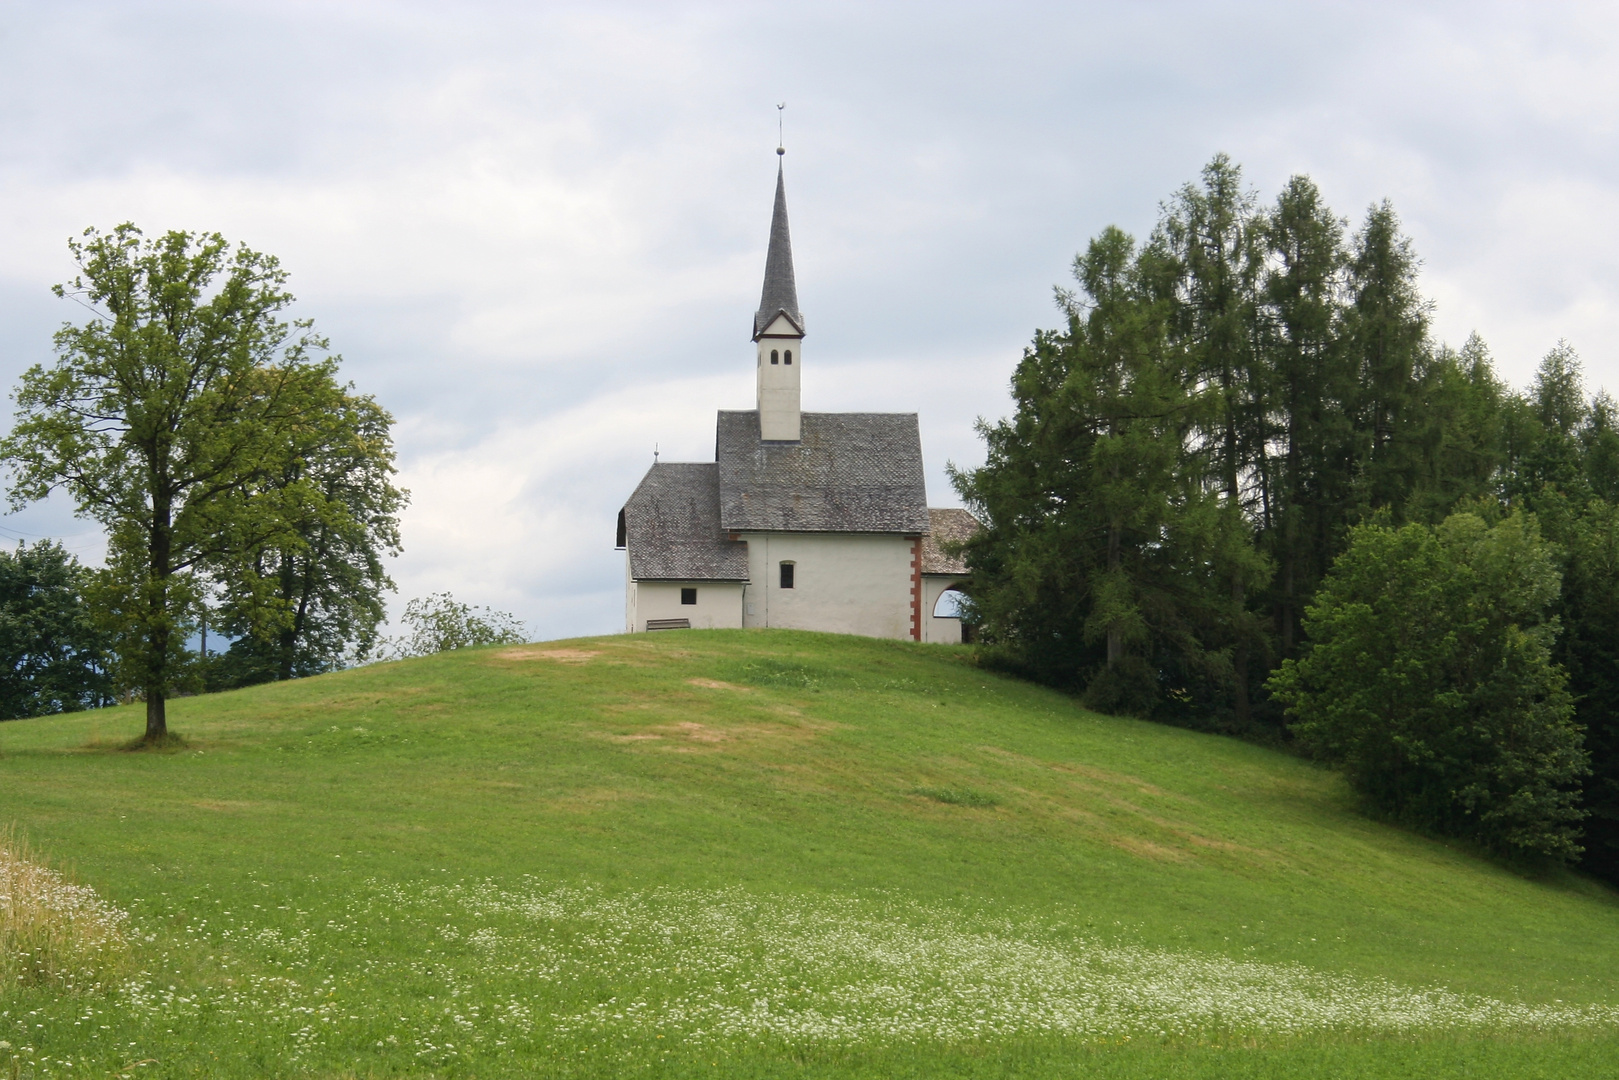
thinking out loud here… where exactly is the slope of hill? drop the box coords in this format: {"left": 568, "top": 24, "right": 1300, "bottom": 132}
{"left": 1, "top": 629, "right": 1616, "bottom": 1078}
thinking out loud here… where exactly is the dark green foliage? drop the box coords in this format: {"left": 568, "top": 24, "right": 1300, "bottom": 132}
{"left": 212, "top": 389, "right": 405, "bottom": 684}
{"left": 1154, "top": 155, "right": 1270, "bottom": 724}
{"left": 0, "top": 541, "right": 113, "bottom": 718}
{"left": 1585, "top": 391, "right": 1619, "bottom": 502}
{"left": 1535, "top": 495, "right": 1619, "bottom": 877}
{"left": 1396, "top": 335, "right": 1507, "bottom": 524}
{"left": 1257, "top": 176, "right": 1355, "bottom": 658}
{"left": 1344, "top": 202, "right": 1431, "bottom": 514}
{"left": 201, "top": 635, "right": 282, "bottom": 691}
{"left": 1503, "top": 341, "right": 1591, "bottom": 503}
{"left": 1489, "top": 345, "right": 1619, "bottom": 881}
{"left": 957, "top": 157, "right": 1445, "bottom": 727}
{"left": 958, "top": 156, "right": 1619, "bottom": 869}
{"left": 1268, "top": 513, "right": 1586, "bottom": 861}
{"left": 951, "top": 224, "right": 1265, "bottom": 719}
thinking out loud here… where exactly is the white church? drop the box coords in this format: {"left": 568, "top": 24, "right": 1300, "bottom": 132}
{"left": 617, "top": 153, "right": 977, "bottom": 643}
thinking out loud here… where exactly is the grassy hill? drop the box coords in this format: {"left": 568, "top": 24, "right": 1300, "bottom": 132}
{"left": 1, "top": 629, "right": 1617, "bottom": 1078}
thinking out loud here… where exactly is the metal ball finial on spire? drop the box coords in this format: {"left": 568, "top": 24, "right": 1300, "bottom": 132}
{"left": 776, "top": 102, "right": 786, "bottom": 155}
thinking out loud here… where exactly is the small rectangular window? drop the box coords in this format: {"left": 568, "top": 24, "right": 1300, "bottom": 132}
{"left": 680, "top": 587, "right": 697, "bottom": 605}
{"left": 779, "top": 562, "right": 794, "bottom": 589}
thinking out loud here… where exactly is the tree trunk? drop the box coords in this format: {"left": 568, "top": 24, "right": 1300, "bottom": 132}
{"left": 1279, "top": 545, "right": 1296, "bottom": 655}
{"left": 1106, "top": 517, "right": 1123, "bottom": 669}
{"left": 1232, "top": 573, "right": 1250, "bottom": 725}
{"left": 278, "top": 628, "right": 297, "bottom": 682}
{"left": 145, "top": 690, "right": 167, "bottom": 742}
{"left": 279, "top": 553, "right": 300, "bottom": 681}
{"left": 1281, "top": 398, "right": 1301, "bottom": 656}
{"left": 144, "top": 491, "right": 173, "bottom": 744}
{"left": 1224, "top": 396, "right": 1250, "bottom": 725}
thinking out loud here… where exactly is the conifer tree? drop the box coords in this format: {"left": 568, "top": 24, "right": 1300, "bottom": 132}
{"left": 1155, "top": 155, "right": 1271, "bottom": 723}
{"left": 1343, "top": 201, "right": 1430, "bottom": 514}
{"left": 1257, "top": 176, "right": 1352, "bottom": 656}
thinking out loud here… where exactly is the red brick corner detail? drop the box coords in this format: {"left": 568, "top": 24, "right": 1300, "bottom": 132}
{"left": 909, "top": 535, "right": 923, "bottom": 641}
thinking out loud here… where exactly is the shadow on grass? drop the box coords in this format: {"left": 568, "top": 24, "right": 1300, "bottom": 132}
{"left": 78, "top": 731, "right": 191, "bottom": 754}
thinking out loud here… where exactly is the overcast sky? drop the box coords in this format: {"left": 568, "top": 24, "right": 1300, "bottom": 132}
{"left": 1, "top": 1, "right": 1616, "bottom": 641}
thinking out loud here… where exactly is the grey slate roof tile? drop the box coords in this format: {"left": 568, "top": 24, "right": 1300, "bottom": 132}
{"left": 622, "top": 462, "right": 750, "bottom": 581}
{"left": 921, "top": 507, "right": 981, "bottom": 574}
{"left": 716, "top": 410, "right": 931, "bottom": 534}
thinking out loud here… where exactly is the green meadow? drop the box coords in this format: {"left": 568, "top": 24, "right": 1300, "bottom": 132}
{"left": 1, "top": 629, "right": 1617, "bottom": 1078}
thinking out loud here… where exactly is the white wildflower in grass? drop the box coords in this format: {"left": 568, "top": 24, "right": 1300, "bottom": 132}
{"left": 0, "top": 829, "right": 129, "bottom": 992}
{"left": 22, "top": 874, "right": 1609, "bottom": 1073}
{"left": 360, "top": 880, "right": 1619, "bottom": 1046}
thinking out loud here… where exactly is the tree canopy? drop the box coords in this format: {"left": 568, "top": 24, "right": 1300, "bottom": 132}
{"left": 955, "top": 156, "right": 1619, "bottom": 874}
{"left": 0, "top": 540, "right": 113, "bottom": 719}
{"left": 0, "top": 224, "right": 401, "bottom": 742}
{"left": 1268, "top": 512, "right": 1585, "bottom": 860}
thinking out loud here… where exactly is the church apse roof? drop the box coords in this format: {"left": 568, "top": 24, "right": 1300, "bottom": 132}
{"left": 621, "top": 462, "right": 750, "bottom": 581}
{"left": 920, "top": 508, "right": 981, "bottom": 574}
{"left": 716, "top": 411, "right": 931, "bottom": 534}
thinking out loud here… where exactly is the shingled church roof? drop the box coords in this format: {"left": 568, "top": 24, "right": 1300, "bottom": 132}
{"left": 715, "top": 410, "right": 930, "bottom": 533}
{"left": 619, "top": 462, "right": 749, "bottom": 581}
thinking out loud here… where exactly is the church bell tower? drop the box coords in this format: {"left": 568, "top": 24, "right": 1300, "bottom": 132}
{"left": 754, "top": 149, "right": 804, "bottom": 442}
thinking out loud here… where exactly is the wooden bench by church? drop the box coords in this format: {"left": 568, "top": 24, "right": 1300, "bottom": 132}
{"left": 646, "top": 618, "right": 692, "bottom": 631}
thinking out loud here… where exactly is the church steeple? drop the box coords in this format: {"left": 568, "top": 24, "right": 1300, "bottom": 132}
{"left": 753, "top": 152, "right": 804, "bottom": 442}
{"left": 754, "top": 159, "right": 802, "bottom": 340}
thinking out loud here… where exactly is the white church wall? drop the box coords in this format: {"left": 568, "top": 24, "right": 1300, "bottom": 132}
{"left": 625, "top": 555, "right": 637, "bottom": 632}
{"left": 632, "top": 580, "right": 744, "bottom": 631}
{"left": 922, "top": 575, "right": 970, "bottom": 644}
{"left": 740, "top": 532, "right": 915, "bottom": 639}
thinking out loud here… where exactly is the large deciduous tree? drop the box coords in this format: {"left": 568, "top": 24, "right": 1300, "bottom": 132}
{"left": 1268, "top": 511, "right": 1586, "bottom": 861}
{"left": 0, "top": 225, "right": 350, "bottom": 742}
{"left": 210, "top": 389, "right": 406, "bottom": 686}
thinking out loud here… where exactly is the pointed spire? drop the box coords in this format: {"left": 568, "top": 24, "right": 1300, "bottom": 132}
{"left": 753, "top": 159, "right": 803, "bottom": 340}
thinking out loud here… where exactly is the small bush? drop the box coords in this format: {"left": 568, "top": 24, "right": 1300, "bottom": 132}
{"left": 382, "top": 592, "right": 527, "bottom": 659}
{"left": 0, "top": 829, "right": 130, "bottom": 991}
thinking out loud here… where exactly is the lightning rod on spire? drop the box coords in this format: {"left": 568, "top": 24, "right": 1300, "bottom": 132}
{"left": 776, "top": 102, "right": 786, "bottom": 156}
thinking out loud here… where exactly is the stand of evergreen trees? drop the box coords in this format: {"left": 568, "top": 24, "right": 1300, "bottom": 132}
{"left": 954, "top": 156, "right": 1619, "bottom": 876}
